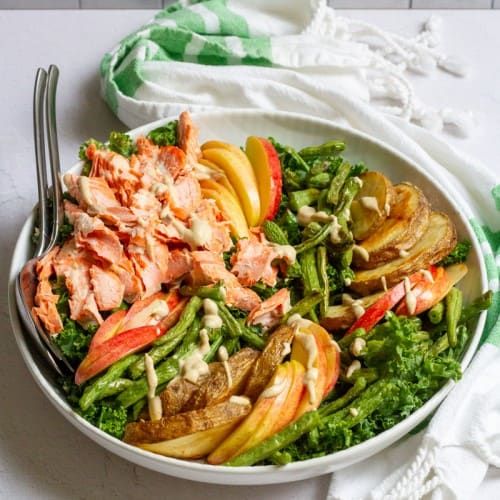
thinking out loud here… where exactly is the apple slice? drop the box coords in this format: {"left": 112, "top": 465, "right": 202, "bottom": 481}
{"left": 89, "top": 309, "right": 127, "bottom": 351}
{"left": 138, "top": 422, "right": 239, "bottom": 459}
{"left": 346, "top": 268, "right": 428, "bottom": 335}
{"left": 291, "top": 326, "right": 328, "bottom": 417}
{"left": 201, "top": 140, "right": 250, "bottom": 166}
{"left": 120, "top": 290, "right": 180, "bottom": 333}
{"left": 202, "top": 147, "right": 261, "bottom": 227}
{"left": 198, "top": 158, "right": 239, "bottom": 200}
{"left": 245, "top": 136, "right": 283, "bottom": 224}
{"left": 395, "top": 263, "right": 468, "bottom": 316}
{"left": 201, "top": 185, "right": 249, "bottom": 239}
{"left": 304, "top": 323, "right": 341, "bottom": 397}
{"left": 75, "top": 325, "right": 162, "bottom": 385}
{"left": 208, "top": 363, "right": 292, "bottom": 465}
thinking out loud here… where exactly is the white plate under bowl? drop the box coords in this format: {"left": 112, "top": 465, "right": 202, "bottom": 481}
{"left": 8, "top": 110, "right": 488, "bottom": 485}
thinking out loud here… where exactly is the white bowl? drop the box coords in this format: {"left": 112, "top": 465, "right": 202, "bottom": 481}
{"left": 8, "top": 109, "right": 488, "bottom": 485}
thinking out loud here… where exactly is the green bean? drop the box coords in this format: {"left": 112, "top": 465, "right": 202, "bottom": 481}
{"left": 131, "top": 398, "right": 146, "bottom": 421}
{"left": 318, "top": 376, "right": 368, "bottom": 417}
{"left": 317, "top": 246, "right": 329, "bottom": 319}
{"left": 327, "top": 161, "right": 351, "bottom": 206}
{"left": 128, "top": 296, "right": 202, "bottom": 379}
{"left": 299, "top": 140, "right": 345, "bottom": 160}
{"left": 337, "top": 327, "right": 367, "bottom": 350}
{"left": 281, "top": 292, "right": 323, "bottom": 324}
{"left": 295, "top": 222, "right": 331, "bottom": 255}
{"left": 218, "top": 304, "right": 266, "bottom": 350}
{"left": 289, "top": 188, "right": 321, "bottom": 212}
{"left": 227, "top": 379, "right": 393, "bottom": 466}
{"left": 308, "top": 172, "right": 331, "bottom": 189}
{"left": 119, "top": 324, "right": 222, "bottom": 408}
{"left": 269, "top": 451, "right": 293, "bottom": 466}
{"left": 262, "top": 220, "right": 288, "bottom": 245}
{"left": 100, "top": 378, "right": 133, "bottom": 399}
{"left": 300, "top": 248, "right": 321, "bottom": 294}
{"left": 180, "top": 283, "right": 226, "bottom": 302}
{"left": 79, "top": 354, "right": 141, "bottom": 410}
{"left": 342, "top": 367, "right": 379, "bottom": 385}
{"left": 446, "top": 287, "right": 463, "bottom": 348}
{"left": 428, "top": 301, "right": 444, "bottom": 325}
{"left": 308, "top": 308, "right": 319, "bottom": 323}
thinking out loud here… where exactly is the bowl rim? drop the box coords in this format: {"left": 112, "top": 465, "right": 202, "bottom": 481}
{"left": 8, "top": 108, "right": 488, "bottom": 483}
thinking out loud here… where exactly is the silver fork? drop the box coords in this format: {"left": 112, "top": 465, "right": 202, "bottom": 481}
{"left": 15, "top": 65, "right": 74, "bottom": 376}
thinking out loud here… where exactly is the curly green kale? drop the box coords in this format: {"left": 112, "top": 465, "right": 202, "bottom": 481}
{"left": 60, "top": 378, "right": 127, "bottom": 438}
{"left": 78, "top": 138, "right": 104, "bottom": 161}
{"left": 108, "top": 131, "right": 136, "bottom": 157}
{"left": 147, "top": 120, "right": 178, "bottom": 146}
{"left": 51, "top": 280, "right": 93, "bottom": 363}
{"left": 438, "top": 240, "right": 472, "bottom": 267}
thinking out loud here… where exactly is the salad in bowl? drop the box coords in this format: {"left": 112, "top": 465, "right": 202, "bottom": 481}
{"left": 29, "top": 111, "right": 491, "bottom": 467}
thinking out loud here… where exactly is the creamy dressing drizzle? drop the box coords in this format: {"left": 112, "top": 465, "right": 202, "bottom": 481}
{"left": 344, "top": 277, "right": 352, "bottom": 286}
{"left": 297, "top": 206, "right": 333, "bottom": 226}
{"left": 217, "top": 345, "right": 232, "bottom": 388}
{"left": 384, "top": 200, "right": 391, "bottom": 216}
{"left": 201, "top": 298, "right": 223, "bottom": 329}
{"left": 346, "top": 360, "right": 361, "bottom": 378}
{"left": 270, "top": 243, "right": 297, "bottom": 264}
{"left": 180, "top": 329, "right": 211, "bottom": 384}
{"left": 350, "top": 337, "right": 366, "bottom": 357}
{"left": 144, "top": 353, "right": 163, "bottom": 421}
{"left": 351, "top": 300, "right": 365, "bottom": 319}
{"left": 359, "top": 196, "right": 381, "bottom": 215}
{"left": 146, "top": 300, "right": 170, "bottom": 325}
{"left": 353, "top": 245, "right": 370, "bottom": 262}
{"left": 281, "top": 341, "right": 291, "bottom": 357}
{"left": 420, "top": 269, "right": 434, "bottom": 283}
{"left": 229, "top": 395, "right": 250, "bottom": 406}
{"left": 261, "top": 377, "right": 288, "bottom": 398}
{"left": 399, "top": 249, "right": 410, "bottom": 258}
{"left": 329, "top": 216, "right": 342, "bottom": 244}
{"left": 353, "top": 177, "right": 363, "bottom": 187}
{"left": 381, "top": 276, "right": 388, "bottom": 292}
{"left": 403, "top": 277, "right": 417, "bottom": 315}
{"left": 295, "top": 330, "right": 319, "bottom": 405}
{"left": 349, "top": 407, "right": 359, "bottom": 417}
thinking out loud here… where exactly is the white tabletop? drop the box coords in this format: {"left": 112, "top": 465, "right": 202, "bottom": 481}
{"left": 1, "top": 8, "right": 499, "bottom": 500}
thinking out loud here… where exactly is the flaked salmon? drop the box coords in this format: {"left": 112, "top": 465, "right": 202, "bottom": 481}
{"left": 247, "top": 288, "right": 291, "bottom": 329}
{"left": 178, "top": 110, "right": 201, "bottom": 168}
{"left": 190, "top": 251, "right": 261, "bottom": 311}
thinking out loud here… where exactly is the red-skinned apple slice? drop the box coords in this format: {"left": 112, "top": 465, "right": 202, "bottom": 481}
{"left": 395, "top": 264, "right": 467, "bottom": 316}
{"left": 245, "top": 136, "right": 282, "bottom": 224}
{"left": 231, "top": 362, "right": 303, "bottom": 456}
{"left": 346, "top": 268, "right": 430, "bottom": 335}
{"left": 75, "top": 325, "right": 162, "bottom": 385}
{"left": 291, "top": 327, "right": 328, "bottom": 418}
{"left": 120, "top": 290, "right": 180, "bottom": 333}
{"left": 89, "top": 309, "right": 127, "bottom": 351}
{"left": 305, "top": 323, "right": 341, "bottom": 397}
{"left": 207, "top": 363, "right": 290, "bottom": 465}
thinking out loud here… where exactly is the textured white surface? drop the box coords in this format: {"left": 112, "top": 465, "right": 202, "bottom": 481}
{"left": 0, "top": 8, "right": 499, "bottom": 500}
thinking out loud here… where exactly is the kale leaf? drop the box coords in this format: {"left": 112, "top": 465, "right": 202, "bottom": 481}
{"left": 438, "top": 240, "right": 472, "bottom": 267}
{"left": 147, "top": 120, "right": 178, "bottom": 146}
{"left": 108, "top": 131, "right": 136, "bottom": 157}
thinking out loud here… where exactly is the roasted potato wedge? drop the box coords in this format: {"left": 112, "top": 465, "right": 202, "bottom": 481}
{"left": 353, "top": 183, "right": 431, "bottom": 269}
{"left": 138, "top": 421, "right": 239, "bottom": 459}
{"left": 351, "top": 171, "right": 394, "bottom": 241}
{"left": 184, "top": 348, "right": 259, "bottom": 412}
{"left": 320, "top": 292, "right": 384, "bottom": 331}
{"left": 349, "top": 211, "right": 457, "bottom": 295}
{"left": 124, "top": 399, "right": 251, "bottom": 449}
{"left": 160, "top": 348, "right": 259, "bottom": 416}
{"left": 244, "top": 325, "right": 295, "bottom": 401}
